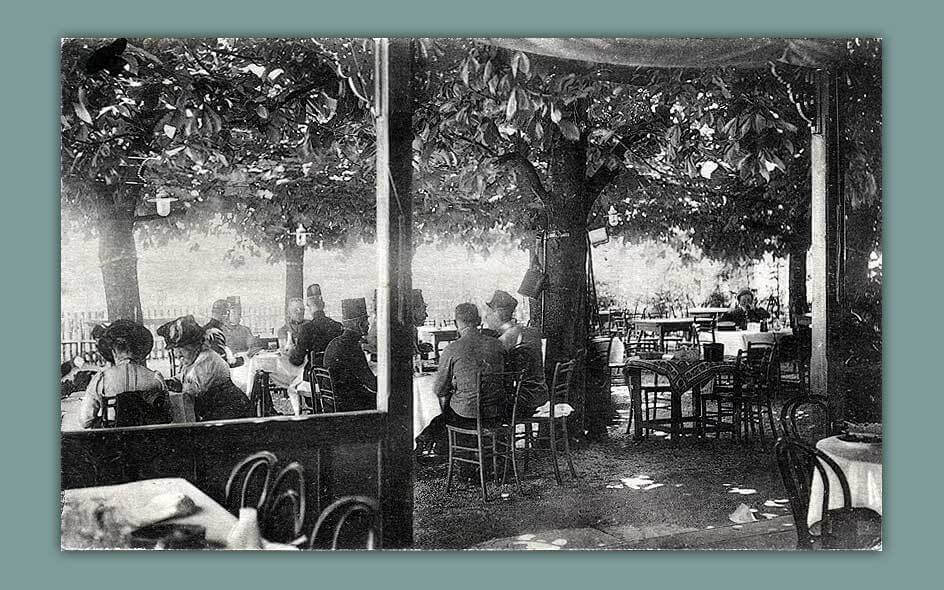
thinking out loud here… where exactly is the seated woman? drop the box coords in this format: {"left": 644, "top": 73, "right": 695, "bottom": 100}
{"left": 159, "top": 315, "right": 253, "bottom": 422}
{"left": 720, "top": 288, "right": 771, "bottom": 329}
{"left": 79, "top": 319, "right": 170, "bottom": 429}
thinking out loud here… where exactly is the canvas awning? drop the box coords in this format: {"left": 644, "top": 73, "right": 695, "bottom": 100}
{"left": 486, "top": 37, "right": 845, "bottom": 69}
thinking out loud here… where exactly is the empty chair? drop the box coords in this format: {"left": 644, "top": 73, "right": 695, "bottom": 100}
{"left": 692, "top": 317, "right": 716, "bottom": 343}
{"left": 309, "top": 496, "right": 382, "bottom": 550}
{"left": 737, "top": 343, "right": 780, "bottom": 444}
{"left": 775, "top": 437, "right": 882, "bottom": 550}
{"left": 514, "top": 359, "right": 578, "bottom": 485}
{"left": 224, "top": 451, "right": 279, "bottom": 514}
{"left": 446, "top": 370, "right": 523, "bottom": 501}
{"left": 310, "top": 367, "right": 337, "bottom": 414}
{"left": 262, "top": 461, "right": 306, "bottom": 545}
{"left": 625, "top": 336, "right": 671, "bottom": 432}
{"left": 698, "top": 365, "right": 745, "bottom": 439}
{"left": 248, "top": 370, "right": 278, "bottom": 418}
{"left": 780, "top": 394, "right": 830, "bottom": 442}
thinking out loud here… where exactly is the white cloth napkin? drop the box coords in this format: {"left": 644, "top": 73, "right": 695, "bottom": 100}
{"left": 131, "top": 493, "right": 197, "bottom": 527}
{"left": 532, "top": 402, "right": 575, "bottom": 418}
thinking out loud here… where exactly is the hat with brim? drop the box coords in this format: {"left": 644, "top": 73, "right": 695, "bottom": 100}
{"left": 486, "top": 289, "right": 518, "bottom": 310}
{"left": 156, "top": 315, "right": 205, "bottom": 349}
{"left": 97, "top": 319, "right": 154, "bottom": 361}
{"left": 341, "top": 298, "right": 368, "bottom": 321}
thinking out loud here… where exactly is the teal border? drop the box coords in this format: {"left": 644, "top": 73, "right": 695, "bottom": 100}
{"left": 3, "top": 0, "right": 939, "bottom": 588}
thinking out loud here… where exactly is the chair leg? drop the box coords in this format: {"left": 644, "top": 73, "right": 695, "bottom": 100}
{"left": 491, "top": 434, "right": 500, "bottom": 486}
{"left": 561, "top": 419, "right": 577, "bottom": 480}
{"left": 523, "top": 423, "right": 532, "bottom": 474}
{"left": 508, "top": 430, "right": 522, "bottom": 495}
{"left": 445, "top": 430, "right": 455, "bottom": 493}
{"left": 548, "top": 419, "right": 562, "bottom": 486}
{"left": 477, "top": 433, "right": 489, "bottom": 502}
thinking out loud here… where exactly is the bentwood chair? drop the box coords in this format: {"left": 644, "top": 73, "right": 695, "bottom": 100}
{"left": 625, "top": 336, "right": 672, "bottom": 432}
{"left": 309, "top": 496, "right": 382, "bottom": 550}
{"left": 446, "top": 370, "right": 523, "bottom": 501}
{"left": 774, "top": 437, "right": 882, "bottom": 550}
{"left": 249, "top": 371, "right": 278, "bottom": 418}
{"left": 224, "top": 451, "right": 279, "bottom": 515}
{"left": 262, "top": 461, "right": 306, "bottom": 545}
{"left": 514, "top": 359, "right": 579, "bottom": 486}
{"left": 779, "top": 394, "right": 830, "bottom": 442}
{"left": 100, "top": 391, "right": 171, "bottom": 428}
{"left": 698, "top": 365, "right": 745, "bottom": 439}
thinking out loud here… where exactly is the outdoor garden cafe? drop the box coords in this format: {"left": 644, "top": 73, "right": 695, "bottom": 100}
{"left": 61, "top": 38, "right": 880, "bottom": 551}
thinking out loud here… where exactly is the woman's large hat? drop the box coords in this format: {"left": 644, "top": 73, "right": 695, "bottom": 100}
{"left": 156, "top": 315, "right": 205, "bottom": 349}
{"left": 95, "top": 319, "right": 154, "bottom": 362}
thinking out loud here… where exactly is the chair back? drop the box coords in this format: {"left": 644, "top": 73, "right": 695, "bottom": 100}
{"left": 549, "top": 359, "right": 578, "bottom": 411}
{"left": 167, "top": 348, "right": 179, "bottom": 378}
{"left": 625, "top": 335, "right": 660, "bottom": 356}
{"left": 101, "top": 391, "right": 171, "bottom": 428}
{"left": 693, "top": 317, "right": 716, "bottom": 343}
{"left": 263, "top": 461, "right": 306, "bottom": 544}
{"left": 476, "top": 369, "right": 519, "bottom": 424}
{"left": 740, "top": 342, "right": 778, "bottom": 397}
{"left": 774, "top": 437, "right": 854, "bottom": 549}
{"left": 304, "top": 350, "right": 326, "bottom": 388}
{"left": 780, "top": 395, "right": 830, "bottom": 441}
{"left": 312, "top": 367, "right": 337, "bottom": 413}
{"left": 224, "top": 451, "right": 278, "bottom": 514}
{"left": 309, "top": 496, "right": 382, "bottom": 550}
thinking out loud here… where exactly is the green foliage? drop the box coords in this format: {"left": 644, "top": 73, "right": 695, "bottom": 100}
{"left": 60, "top": 37, "right": 376, "bottom": 259}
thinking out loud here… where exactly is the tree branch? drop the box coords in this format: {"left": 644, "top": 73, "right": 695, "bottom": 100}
{"left": 493, "top": 152, "right": 550, "bottom": 203}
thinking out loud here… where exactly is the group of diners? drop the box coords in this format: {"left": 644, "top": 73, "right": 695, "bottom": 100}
{"left": 66, "top": 282, "right": 549, "bottom": 436}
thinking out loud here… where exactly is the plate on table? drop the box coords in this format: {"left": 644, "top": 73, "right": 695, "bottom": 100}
{"left": 840, "top": 422, "right": 883, "bottom": 444}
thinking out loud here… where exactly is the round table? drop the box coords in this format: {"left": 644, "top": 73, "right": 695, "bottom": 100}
{"left": 806, "top": 435, "right": 883, "bottom": 527}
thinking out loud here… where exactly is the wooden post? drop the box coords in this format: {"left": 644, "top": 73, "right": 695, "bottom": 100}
{"left": 375, "top": 37, "right": 414, "bottom": 548}
{"left": 810, "top": 69, "right": 845, "bottom": 424}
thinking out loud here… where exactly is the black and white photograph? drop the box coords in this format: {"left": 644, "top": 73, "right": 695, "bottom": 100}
{"left": 59, "top": 37, "right": 882, "bottom": 550}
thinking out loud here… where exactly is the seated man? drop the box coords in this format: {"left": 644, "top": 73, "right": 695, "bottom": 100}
{"left": 364, "top": 288, "right": 435, "bottom": 358}
{"left": 324, "top": 298, "right": 377, "bottom": 412}
{"left": 720, "top": 288, "right": 771, "bottom": 329}
{"left": 277, "top": 298, "right": 307, "bottom": 352}
{"left": 223, "top": 295, "right": 256, "bottom": 354}
{"left": 433, "top": 302, "right": 506, "bottom": 429}
{"left": 483, "top": 289, "right": 548, "bottom": 415}
{"left": 288, "top": 284, "right": 343, "bottom": 368}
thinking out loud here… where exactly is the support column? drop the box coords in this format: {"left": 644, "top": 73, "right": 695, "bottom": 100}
{"left": 810, "top": 69, "right": 845, "bottom": 424}
{"left": 375, "top": 37, "right": 414, "bottom": 549}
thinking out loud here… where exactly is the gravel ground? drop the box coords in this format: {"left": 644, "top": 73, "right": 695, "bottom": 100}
{"left": 412, "top": 387, "right": 815, "bottom": 550}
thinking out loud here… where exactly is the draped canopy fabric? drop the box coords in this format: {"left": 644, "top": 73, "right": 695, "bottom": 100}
{"left": 485, "top": 38, "right": 845, "bottom": 70}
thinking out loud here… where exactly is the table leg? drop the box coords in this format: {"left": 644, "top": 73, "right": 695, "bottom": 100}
{"left": 626, "top": 367, "right": 643, "bottom": 440}
{"left": 659, "top": 327, "right": 666, "bottom": 352}
{"left": 671, "top": 388, "right": 682, "bottom": 438}
{"left": 693, "top": 384, "right": 703, "bottom": 438}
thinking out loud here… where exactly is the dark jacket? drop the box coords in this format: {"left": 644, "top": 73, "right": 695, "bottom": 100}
{"left": 324, "top": 329, "right": 377, "bottom": 411}
{"left": 720, "top": 306, "right": 770, "bottom": 328}
{"left": 289, "top": 311, "right": 344, "bottom": 366}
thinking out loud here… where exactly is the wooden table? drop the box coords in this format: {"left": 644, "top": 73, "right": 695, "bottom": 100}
{"left": 632, "top": 318, "right": 694, "bottom": 351}
{"left": 623, "top": 357, "right": 738, "bottom": 440}
{"left": 416, "top": 326, "right": 459, "bottom": 361}
{"left": 687, "top": 307, "right": 730, "bottom": 319}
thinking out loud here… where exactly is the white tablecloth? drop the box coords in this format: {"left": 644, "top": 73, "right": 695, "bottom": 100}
{"left": 231, "top": 351, "right": 304, "bottom": 394}
{"left": 807, "top": 435, "right": 883, "bottom": 527}
{"left": 712, "top": 328, "right": 792, "bottom": 357}
{"left": 413, "top": 373, "right": 440, "bottom": 439}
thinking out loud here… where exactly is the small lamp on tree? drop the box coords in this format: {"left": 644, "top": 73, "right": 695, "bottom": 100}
{"left": 148, "top": 193, "right": 178, "bottom": 217}
{"left": 289, "top": 223, "right": 312, "bottom": 247}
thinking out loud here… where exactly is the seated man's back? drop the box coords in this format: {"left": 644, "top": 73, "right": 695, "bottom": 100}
{"left": 324, "top": 329, "right": 376, "bottom": 412}
{"left": 434, "top": 327, "right": 506, "bottom": 420}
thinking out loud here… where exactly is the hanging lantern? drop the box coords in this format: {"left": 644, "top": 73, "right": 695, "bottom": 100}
{"left": 607, "top": 205, "right": 620, "bottom": 227}
{"left": 148, "top": 194, "right": 178, "bottom": 217}
{"left": 290, "top": 223, "right": 312, "bottom": 247}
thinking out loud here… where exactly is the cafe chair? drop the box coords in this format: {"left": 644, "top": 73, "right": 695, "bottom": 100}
{"left": 446, "top": 370, "right": 524, "bottom": 501}
{"left": 310, "top": 367, "right": 337, "bottom": 414}
{"left": 692, "top": 317, "right": 716, "bottom": 343}
{"left": 263, "top": 461, "right": 306, "bottom": 545}
{"left": 100, "top": 391, "right": 172, "bottom": 428}
{"left": 698, "top": 365, "right": 745, "bottom": 439}
{"left": 249, "top": 370, "right": 278, "bottom": 418}
{"left": 777, "top": 331, "right": 811, "bottom": 397}
{"left": 309, "top": 496, "right": 382, "bottom": 550}
{"left": 514, "top": 359, "right": 579, "bottom": 486}
{"left": 625, "top": 337, "right": 671, "bottom": 433}
{"left": 774, "top": 437, "right": 883, "bottom": 550}
{"left": 737, "top": 343, "right": 780, "bottom": 444}
{"left": 224, "top": 451, "right": 279, "bottom": 514}
{"left": 779, "top": 394, "right": 830, "bottom": 442}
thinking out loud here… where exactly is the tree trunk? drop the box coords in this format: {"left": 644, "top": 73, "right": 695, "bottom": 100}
{"left": 97, "top": 193, "right": 143, "bottom": 322}
{"left": 788, "top": 243, "right": 808, "bottom": 326}
{"left": 284, "top": 243, "right": 304, "bottom": 321}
